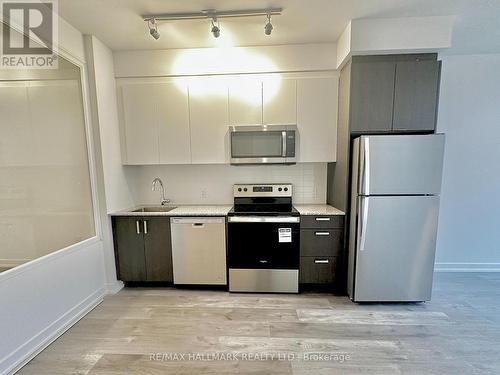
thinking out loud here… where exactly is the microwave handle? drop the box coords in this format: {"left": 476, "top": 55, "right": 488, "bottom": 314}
{"left": 282, "top": 131, "right": 287, "bottom": 157}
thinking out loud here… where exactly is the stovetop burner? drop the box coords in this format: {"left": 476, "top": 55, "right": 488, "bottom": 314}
{"left": 228, "top": 206, "right": 299, "bottom": 216}
{"left": 229, "top": 183, "right": 298, "bottom": 216}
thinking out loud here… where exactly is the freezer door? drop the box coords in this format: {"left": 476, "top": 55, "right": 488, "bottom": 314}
{"left": 353, "top": 195, "right": 439, "bottom": 302}
{"left": 357, "top": 134, "right": 445, "bottom": 195}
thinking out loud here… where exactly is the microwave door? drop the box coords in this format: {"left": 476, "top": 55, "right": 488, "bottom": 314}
{"left": 231, "top": 131, "right": 285, "bottom": 164}
{"left": 230, "top": 125, "right": 298, "bottom": 165}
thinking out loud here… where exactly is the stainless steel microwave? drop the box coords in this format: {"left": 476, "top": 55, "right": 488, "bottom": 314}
{"left": 229, "top": 125, "right": 298, "bottom": 165}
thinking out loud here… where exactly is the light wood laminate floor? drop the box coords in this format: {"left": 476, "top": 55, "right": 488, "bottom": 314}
{"left": 17, "top": 273, "right": 500, "bottom": 374}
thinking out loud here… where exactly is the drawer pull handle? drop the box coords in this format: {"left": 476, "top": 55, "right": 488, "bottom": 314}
{"left": 314, "top": 259, "right": 329, "bottom": 264}
{"left": 144, "top": 220, "right": 148, "bottom": 234}
{"left": 315, "top": 217, "right": 331, "bottom": 221}
{"left": 136, "top": 220, "right": 141, "bottom": 234}
{"left": 315, "top": 231, "right": 330, "bottom": 236}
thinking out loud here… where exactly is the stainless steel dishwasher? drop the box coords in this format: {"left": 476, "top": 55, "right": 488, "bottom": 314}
{"left": 170, "top": 217, "right": 227, "bottom": 285}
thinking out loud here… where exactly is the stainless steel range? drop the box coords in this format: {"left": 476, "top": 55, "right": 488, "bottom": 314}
{"left": 227, "top": 184, "right": 300, "bottom": 293}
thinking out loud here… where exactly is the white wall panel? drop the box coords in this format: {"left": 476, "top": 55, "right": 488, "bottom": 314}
{"left": 435, "top": 54, "right": 500, "bottom": 271}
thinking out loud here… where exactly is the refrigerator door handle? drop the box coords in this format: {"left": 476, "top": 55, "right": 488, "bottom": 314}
{"left": 363, "top": 137, "right": 371, "bottom": 194}
{"left": 359, "top": 197, "right": 369, "bottom": 252}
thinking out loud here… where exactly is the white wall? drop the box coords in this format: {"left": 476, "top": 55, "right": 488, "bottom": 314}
{"left": 126, "top": 163, "right": 328, "bottom": 206}
{"left": 85, "top": 36, "right": 134, "bottom": 213}
{"left": 84, "top": 35, "right": 132, "bottom": 294}
{"left": 435, "top": 54, "right": 500, "bottom": 272}
{"left": 0, "top": 18, "right": 108, "bottom": 375}
{"left": 114, "top": 43, "right": 337, "bottom": 78}
{"left": 336, "top": 16, "right": 454, "bottom": 68}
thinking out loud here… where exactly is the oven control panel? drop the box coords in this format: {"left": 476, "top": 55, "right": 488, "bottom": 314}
{"left": 233, "top": 184, "right": 293, "bottom": 197}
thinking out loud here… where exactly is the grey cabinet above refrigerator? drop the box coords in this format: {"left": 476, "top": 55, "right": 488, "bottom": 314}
{"left": 349, "top": 54, "right": 441, "bottom": 134}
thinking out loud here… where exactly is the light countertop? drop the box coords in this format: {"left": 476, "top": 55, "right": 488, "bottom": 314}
{"left": 294, "top": 204, "right": 345, "bottom": 216}
{"left": 111, "top": 204, "right": 344, "bottom": 217}
{"left": 110, "top": 205, "right": 233, "bottom": 217}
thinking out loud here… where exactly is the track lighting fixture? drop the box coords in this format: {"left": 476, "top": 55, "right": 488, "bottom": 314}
{"left": 264, "top": 13, "right": 273, "bottom": 35}
{"left": 148, "top": 18, "right": 160, "bottom": 40}
{"left": 211, "top": 16, "right": 220, "bottom": 38}
{"left": 143, "top": 8, "right": 282, "bottom": 40}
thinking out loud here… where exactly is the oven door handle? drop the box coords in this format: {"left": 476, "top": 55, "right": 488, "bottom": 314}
{"left": 228, "top": 216, "right": 300, "bottom": 223}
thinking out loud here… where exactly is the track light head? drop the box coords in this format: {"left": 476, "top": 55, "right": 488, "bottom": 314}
{"left": 148, "top": 18, "right": 160, "bottom": 40}
{"left": 211, "top": 17, "right": 220, "bottom": 38}
{"left": 150, "top": 28, "right": 160, "bottom": 40}
{"left": 264, "top": 13, "right": 273, "bottom": 35}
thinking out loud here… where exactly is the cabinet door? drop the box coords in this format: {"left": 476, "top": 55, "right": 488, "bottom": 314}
{"left": 300, "top": 256, "right": 337, "bottom": 284}
{"left": 228, "top": 79, "right": 262, "bottom": 125}
{"left": 113, "top": 217, "right": 146, "bottom": 281}
{"left": 297, "top": 77, "right": 338, "bottom": 162}
{"left": 350, "top": 61, "right": 396, "bottom": 132}
{"left": 263, "top": 78, "right": 296, "bottom": 124}
{"left": 143, "top": 217, "right": 173, "bottom": 282}
{"left": 300, "top": 229, "right": 343, "bottom": 257}
{"left": 189, "top": 79, "right": 229, "bottom": 164}
{"left": 393, "top": 60, "right": 440, "bottom": 132}
{"left": 157, "top": 83, "right": 191, "bottom": 164}
{"left": 120, "top": 83, "right": 158, "bottom": 164}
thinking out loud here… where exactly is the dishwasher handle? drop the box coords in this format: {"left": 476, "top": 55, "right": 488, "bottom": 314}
{"left": 171, "top": 217, "right": 224, "bottom": 225}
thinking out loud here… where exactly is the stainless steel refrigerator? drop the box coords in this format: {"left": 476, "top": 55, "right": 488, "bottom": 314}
{"left": 348, "top": 134, "right": 445, "bottom": 302}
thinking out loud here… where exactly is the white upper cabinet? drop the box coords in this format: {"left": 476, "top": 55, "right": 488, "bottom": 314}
{"left": 157, "top": 83, "right": 191, "bottom": 164}
{"left": 297, "top": 76, "right": 339, "bottom": 162}
{"left": 263, "top": 78, "right": 297, "bottom": 124}
{"left": 120, "top": 82, "right": 159, "bottom": 164}
{"left": 228, "top": 79, "right": 262, "bottom": 125}
{"left": 119, "top": 80, "right": 192, "bottom": 164}
{"left": 189, "top": 78, "right": 229, "bottom": 164}
{"left": 117, "top": 72, "right": 338, "bottom": 165}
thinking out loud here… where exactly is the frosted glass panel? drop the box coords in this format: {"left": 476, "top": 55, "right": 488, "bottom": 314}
{"left": 231, "top": 131, "right": 283, "bottom": 158}
{"left": 0, "top": 57, "right": 95, "bottom": 273}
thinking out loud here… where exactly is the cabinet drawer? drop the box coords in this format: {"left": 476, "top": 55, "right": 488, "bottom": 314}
{"left": 300, "top": 229, "right": 342, "bottom": 257}
{"left": 301, "top": 215, "right": 344, "bottom": 229}
{"left": 300, "top": 256, "right": 338, "bottom": 284}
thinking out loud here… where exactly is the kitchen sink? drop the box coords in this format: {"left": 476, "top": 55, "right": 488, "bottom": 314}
{"left": 132, "top": 206, "right": 177, "bottom": 213}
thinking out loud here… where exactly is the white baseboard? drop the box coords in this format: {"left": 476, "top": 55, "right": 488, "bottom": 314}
{"left": 106, "top": 280, "right": 124, "bottom": 295}
{"left": 0, "top": 259, "right": 32, "bottom": 268}
{"left": 2, "top": 287, "right": 105, "bottom": 375}
{"left": 435, "top": 262, "right": 500, "bottom": 272}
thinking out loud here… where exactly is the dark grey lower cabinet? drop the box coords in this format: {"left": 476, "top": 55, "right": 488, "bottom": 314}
{"left": 143, "top": 217, "right": 173, "bottom": 282}
{"left": 112, "top": 216, "right": 173, "bottom": 282}
{"left": 300, "top": 229, "right": 343, "bottom": 257}
{"left": 300, "top": 215, "right": 344, "bottom": 288}
{"left": 300, "top": 257, "right": 338, "bottom": 284}
{"left": 113, "top": 217, "right": 147, "bottom": 281}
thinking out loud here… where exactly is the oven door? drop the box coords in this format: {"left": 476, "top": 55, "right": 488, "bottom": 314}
{"left": 227, "top": 216, "right": 300, "bottom": 269}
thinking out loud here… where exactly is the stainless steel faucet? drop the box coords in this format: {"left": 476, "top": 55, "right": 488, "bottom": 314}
{"left": 151, "top": 177, "right": 170, "bottom": 206}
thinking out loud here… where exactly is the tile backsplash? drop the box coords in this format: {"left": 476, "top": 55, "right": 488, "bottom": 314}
{"left": 125, "top": 163, "right": 328, "bottom": 206}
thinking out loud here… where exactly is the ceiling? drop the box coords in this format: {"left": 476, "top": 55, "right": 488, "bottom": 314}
{"left": 58, "top": 0, "right": 500, "bottom": 54}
